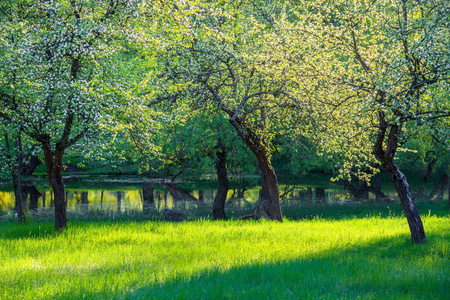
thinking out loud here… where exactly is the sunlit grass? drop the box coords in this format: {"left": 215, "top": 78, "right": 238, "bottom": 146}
{"left": 1, "top": 213, "right": 449, "bottom": 299}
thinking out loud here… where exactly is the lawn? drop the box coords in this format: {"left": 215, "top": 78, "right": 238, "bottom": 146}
{"left": 0, "top": 205, "right": 449, "bottom": 299}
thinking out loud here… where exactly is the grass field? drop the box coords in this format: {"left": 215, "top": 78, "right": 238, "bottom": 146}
{"left": 1, "top": 203, "right": 449, "bottom": 299}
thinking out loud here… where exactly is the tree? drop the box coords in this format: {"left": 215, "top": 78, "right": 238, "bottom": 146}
{"left": 276, "top": 0, "right": 450, "bottom": 243}
{"left": 148, "top": 1, "right": 312, "bottom": 221}
{"left": 0, "top": 0, "right": 138, "bottom": 230}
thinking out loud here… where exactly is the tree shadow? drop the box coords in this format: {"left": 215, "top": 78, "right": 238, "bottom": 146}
{"left": 36, "top": 234, "right": 448, "bottom": 300}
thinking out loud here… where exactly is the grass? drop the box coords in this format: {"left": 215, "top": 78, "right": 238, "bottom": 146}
{"left": 0, "top": 204, "right": 449, "bottom": 299}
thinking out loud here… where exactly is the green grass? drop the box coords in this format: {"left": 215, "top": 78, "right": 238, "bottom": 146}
{"left": 1, "top": 210, "right": 449, "bottom": 299}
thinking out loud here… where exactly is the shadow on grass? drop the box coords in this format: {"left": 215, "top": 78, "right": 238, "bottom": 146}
{"left": 43, "top": 234, "right": 449, "bottom": 300}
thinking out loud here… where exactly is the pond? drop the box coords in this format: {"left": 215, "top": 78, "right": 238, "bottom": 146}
{"left": 0, "top": 173, "right": 447, "bottom": 218}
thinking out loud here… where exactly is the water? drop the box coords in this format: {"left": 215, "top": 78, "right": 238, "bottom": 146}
{"left": 0, "top": 174, "right": 446, "bottom": 217}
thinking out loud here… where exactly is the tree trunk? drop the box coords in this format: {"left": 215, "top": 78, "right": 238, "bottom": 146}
{"left": 142, "top": 182, "right": 155, "bottom": 213}
{"left": 27, "top": 183, "right": 41, "bottom": 213}
{"left": 42, "top": 143, "right": 67, "bottom": 231}
{"left": 229, "top": 117, "right": 282, "bottom": 221}
{"left": 256, "top": 161, "right": 282, "bottom": 221}
{"left": 11, "top": 172, "right": 26, "bottom": 222}
{"left": 164, "top": 191, "right": 168, "bottom": 208}
{"left": 5, "top": 132, "right": 26, "bottom": 222}
{"left": 198, "top": 190, "right": 205, "bottom": 202}
{"left": 117, "top": 191, "right": 122, "bottom": 212}
{"left": 385, "top": 160, "right": 426, "bottom": 244}
{"left": 371, "top": 174, "right": 390, "bottom": 201}
{"left": 374, "top": 116, "right": 425, "bottom": 244}
{"left": 423, "top": 151, "right": 437, "bottom": 182}
{"left": 81, "top": 191, "right": 88, "bottom": 211}
{"left": 213, "top": 144, "right": 229, "bottom": 220}
{"left": 238, "top": 188, "right": 246, "bottom": 198}
{"left": 315, "top": 188, "right": 325, "bottom": 202}
{"left": 307, "top": 187, "right": 312, "bottom": 201}
{"left": 23, "top": 155, "right": 42, "bottom": 176}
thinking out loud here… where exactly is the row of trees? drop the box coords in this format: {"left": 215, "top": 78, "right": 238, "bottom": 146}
{"left": 1, "top": 0, "right": 449, "bottom": 243}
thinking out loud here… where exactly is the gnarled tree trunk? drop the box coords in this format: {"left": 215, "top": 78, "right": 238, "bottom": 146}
{"left": 229, "top": 116, "right": 282, "bottom": 221}
{"left": 213, "top": 142, "right": 229, "bottom": 220}
{"left": 375, "top": 113, "right": 425, "bottom": 244}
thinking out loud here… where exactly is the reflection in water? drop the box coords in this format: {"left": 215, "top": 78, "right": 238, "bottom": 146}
{"left": 0, "top": 186, "right": 322, "bottom": 216}
{"left": 0, "top": 177, "right": 445, "bottom": 216}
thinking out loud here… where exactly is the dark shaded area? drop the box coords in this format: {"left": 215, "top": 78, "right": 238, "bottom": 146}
{"left": 344, "top": 174, "right": 389, "bottom": 201}
{"left": 315, "top": 188, "right": 325, "bottom": 202}
{"left": 428, "top": 173, "right": 448, "bottom": 201}
{"left": 198, "top": 190, "right": 204, "bottom": 202}
{"left": 423, "top": 150, "right": 437, "bottom": 182}
{"left": 163, "top": 208, "right": 187, "bottom": 222}
{"left": 306, "top": 187, "right": 312, "bottom": 201}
